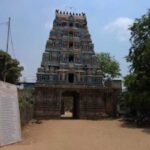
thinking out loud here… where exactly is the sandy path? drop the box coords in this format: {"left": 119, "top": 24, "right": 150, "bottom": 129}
{"left": 1, "top": 119, "right": 150, "bottom": 150}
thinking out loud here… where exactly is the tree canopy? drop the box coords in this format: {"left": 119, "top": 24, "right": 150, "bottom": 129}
{"left": 96, "top": 52, "right": 121, "bottom": 79}
{"left": 124, "top": 10, "right": 150, "bottom": 122}
{"left": 0, "top": 50, "right": 23, "bottom": 84}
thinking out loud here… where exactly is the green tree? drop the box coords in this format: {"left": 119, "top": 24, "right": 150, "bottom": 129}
{"left": 96, "top": 52, "right": 121, "bottom": 79}
{"left": 124, "top": 10, "right": 150, "bottom": 124}
{"left": 0, "top": 50, "right": 23, "bottom": 84}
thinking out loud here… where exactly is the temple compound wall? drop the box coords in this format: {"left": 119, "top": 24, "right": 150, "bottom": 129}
{"left": 35, "top": 10, "right": 122, "bottom": 119}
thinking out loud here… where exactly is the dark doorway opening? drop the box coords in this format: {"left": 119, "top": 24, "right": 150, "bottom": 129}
{"left": 69, "top": 55, "right": 74, "bottom": 62}
{"left": 68, "top": 73, "right": 74, "bottom": 83}
{"left": 69, "top": 42, "right": 73, "bottom": 48}
{"left": 69, "top": 23, "right": 73, "bottom": 27}
{"left": 61, "top": 91, "right": 80, "bottom": 119}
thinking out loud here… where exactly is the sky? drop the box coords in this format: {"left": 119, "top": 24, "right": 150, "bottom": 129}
{"left": 0, "top": 0, "right": 150, "bottom": 82}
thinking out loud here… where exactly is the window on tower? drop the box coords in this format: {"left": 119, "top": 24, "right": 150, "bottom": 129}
{"left": 68, "top": 73, "right": 74, "bottom": 83}
{"left": 75, "top": 23, "right": 79, "bottom": 28}
{"left": 74, "top": 32, "right": 80, "bottom": 37}
{"left": 69, "top": 42, "right": 73, "bottom": 48}
{"left": 69, "top": 55, "right": 74, "bottom": 62}
{"left": 69, "top": 23, "right": 73, "bottom": 27}
{"left": 62, "top": 22, "right": 67, "bottom": 27}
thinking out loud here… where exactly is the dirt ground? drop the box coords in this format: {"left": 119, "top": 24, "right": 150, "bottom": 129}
{"left": 1, "top": 117, "right": 150, "bottom": 150}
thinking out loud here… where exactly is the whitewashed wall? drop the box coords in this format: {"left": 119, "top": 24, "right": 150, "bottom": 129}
{"left": 0, "top": 81, "right": 21, "bottom": 146}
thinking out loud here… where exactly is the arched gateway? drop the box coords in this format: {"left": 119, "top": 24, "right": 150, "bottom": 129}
{"left": 35, "top": 10, "right": 121, "bottom": 119}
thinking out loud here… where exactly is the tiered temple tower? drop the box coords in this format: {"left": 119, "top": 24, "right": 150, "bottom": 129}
{"left": 37, "top": 10, "right": 103, "bottom": 85}
{"left": 35, "top": 10, "right": 121, "bottom": 119}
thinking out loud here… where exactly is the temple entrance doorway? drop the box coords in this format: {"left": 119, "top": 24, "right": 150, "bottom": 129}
{"left": 68, "top": 73, "right": 74, "bottom": 83}
{"left": 61, "top": 91, "right": 79, "bottom": 119}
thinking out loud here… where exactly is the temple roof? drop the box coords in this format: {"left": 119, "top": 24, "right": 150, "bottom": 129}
{"left": 55, "top": 9, "right": 86, "bottom": 20}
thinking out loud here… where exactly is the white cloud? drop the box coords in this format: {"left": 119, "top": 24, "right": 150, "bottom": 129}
{"left": 104, "top": 17, "right": 134, "bottom": 41}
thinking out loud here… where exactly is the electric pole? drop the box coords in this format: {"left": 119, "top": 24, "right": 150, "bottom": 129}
{"left": 3, "top": 17, "right": 11, "bottom": 82}
{"left": 6, "top": 17, "right": 11, "bottom": 53}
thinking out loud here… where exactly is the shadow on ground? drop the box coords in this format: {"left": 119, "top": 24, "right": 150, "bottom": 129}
{"left": 118, "top": 118, "right": 150, "bottom": 135}
{"left": 61, "top": 117, "right": 73, "bottom": 120}
{"left": 142, "top": 128, "right": 150, "bottom": 134}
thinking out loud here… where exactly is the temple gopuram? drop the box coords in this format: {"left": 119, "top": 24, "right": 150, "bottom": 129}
{"left": 35, "top": 10, "right": 122, "bottom": 119}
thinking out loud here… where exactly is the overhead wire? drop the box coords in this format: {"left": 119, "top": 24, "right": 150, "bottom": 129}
{"left": 0, "top": 22, "right": 8, "bottom": 26}
{"left": 0, "top": 19, "right": 16, "bottom": 58}
{"left": 9, "top": 25, "right": 16, "bottom": 58}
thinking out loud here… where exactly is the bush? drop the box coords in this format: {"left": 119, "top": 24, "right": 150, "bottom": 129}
{"left": 18, "top": 89, "right": 35, "bottom": 126}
